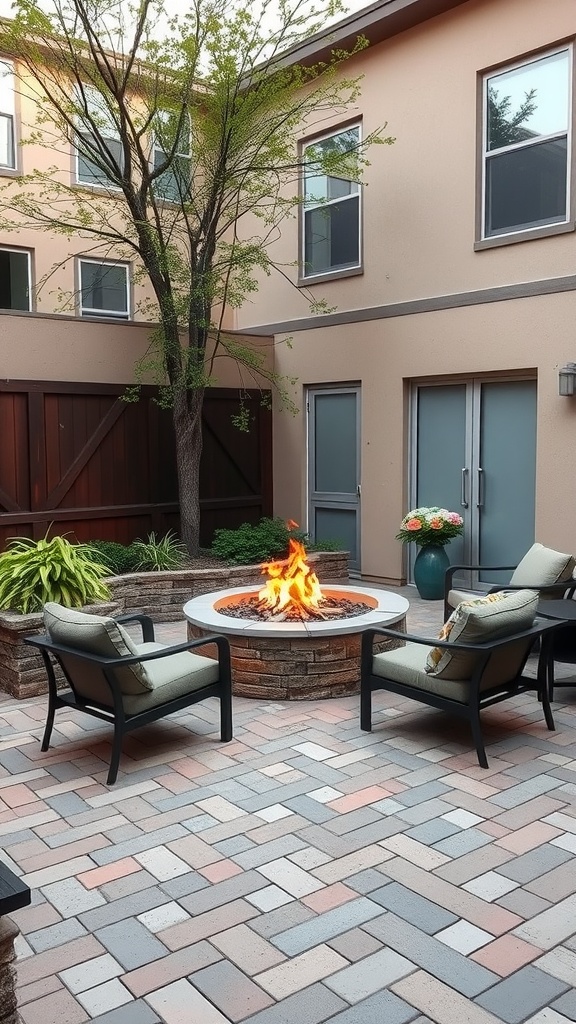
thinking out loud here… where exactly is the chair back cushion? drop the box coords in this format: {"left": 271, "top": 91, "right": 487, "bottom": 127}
{"left": 425, "top": 589, "right": 538, "bottom": 681}
{"left": 43, "top": 603, "right": 153, "bottom": 695}
{"left": 509, "top": 543, "right": 575, "bottom": 588}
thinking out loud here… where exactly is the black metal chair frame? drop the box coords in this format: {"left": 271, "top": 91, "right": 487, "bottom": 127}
{"left": 360, "top": 618, "right": 562, "bottom": 768}
{"left": 443, "top": 564, "right": 576, "bottom": 620}
{"left": 25, "top": 613, "right": 232, "bottom": 786}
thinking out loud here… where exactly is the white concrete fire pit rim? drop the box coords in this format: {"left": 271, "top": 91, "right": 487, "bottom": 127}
{"left": 183, "top": 584, "right": 409, "bottom": 639}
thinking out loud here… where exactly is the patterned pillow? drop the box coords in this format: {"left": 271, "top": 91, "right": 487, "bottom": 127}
{"left": 425, "top": 593, "right": 506, "bottom": 674}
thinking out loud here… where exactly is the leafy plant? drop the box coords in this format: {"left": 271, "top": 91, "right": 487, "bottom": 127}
{"left": 0, "top": 535, "right": 111, "bottom": 614}
{"left": 130, "top": 532, "right": 187, "bottom": 572}
{"left": 88, "top": 540, "right": 141, "bottom": 576}
{"left": 209, "top": 517, "right": 347, "bottom": 564}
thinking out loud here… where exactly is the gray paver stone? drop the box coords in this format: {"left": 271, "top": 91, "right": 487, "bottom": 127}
{"left": 273, "top": 898, "right": 384, "bottom": 956}
{"left": 497, "top": 844, "right": 572, "bottom": 884}
{"left": 370, "top": 882, "right": 458, "bottom": 934}
{"left": 90, "top": 998, "right": 161, "bottom": 1023}
{"left": 326, "top": 988, "right": 420, "bottom": 1024}
{"left": 242, "top": 982, "right": 347, "bottom": 1024}
{"left": 95, "top": 918, "right": 169, "bottom": 970}
{"left": 475, "top": 965, "right": 570, "bottom": 1022}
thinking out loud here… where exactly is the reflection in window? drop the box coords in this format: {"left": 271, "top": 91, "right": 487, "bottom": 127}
{"left": 75, "top": 86, "right": 124, "bottom": 187}
{"left": 0, "top": 61, "right": 15, "bottom": 169}
{"left": 483, "top": 48, "right": 570, "bottom": 238}
{"left": 302, "top": 126, "right": 361, "bottom": 277}
{"left": 79, "top": 260, "right": 129, "bottom": 319}
{"left": 152, "top": 110, "right": 191, "bottom": 203}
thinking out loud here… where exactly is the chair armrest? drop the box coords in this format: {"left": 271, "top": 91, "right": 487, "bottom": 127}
{"left": 24, "top": 632, "right": 230, "bottom": 667}
{"left": 487, "top": 580, "right": 576, "bottom": 596}
{"left": 363, "top": 618, "right": 561, "bottom": 654}
{"left": 444, "top": 563, "right": 515, "bottom": 593}
{"left": 114, "top": 613, "right": 155, "bottom": 642}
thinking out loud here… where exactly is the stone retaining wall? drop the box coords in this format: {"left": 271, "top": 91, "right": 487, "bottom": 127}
{"left": 0, "top": 552, "right": 348, "bottom": 699}
{"left": 105, "top": 551, "right": 349, "bottom": 621}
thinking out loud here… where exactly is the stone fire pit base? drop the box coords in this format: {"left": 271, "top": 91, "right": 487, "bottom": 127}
{"left": 187, "top": 623, "right": 407, "bottom": 699}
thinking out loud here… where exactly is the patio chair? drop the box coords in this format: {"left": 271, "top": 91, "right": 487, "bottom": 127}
{"left": 25, "top": 602, "right": 232, "bottom": 785}
{"left": 360, "top": 589, "right": 560, "bottom": 768}
{"left": 443, "top": 542, "right": 576, "bottom": 620}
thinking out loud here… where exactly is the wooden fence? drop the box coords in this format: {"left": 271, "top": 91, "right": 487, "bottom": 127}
{"left": 0, "top": 381, "right": 272, "bottom": 550}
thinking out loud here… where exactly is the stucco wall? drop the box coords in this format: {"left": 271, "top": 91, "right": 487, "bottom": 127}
{"left": 234, "top": 0, "right": 576, "bottom": 332}
{"left": 271, "top": 291, "right": 576, "bottom": 583}
{"left": 0, "top": 312, "right": 273, "bottom": 385}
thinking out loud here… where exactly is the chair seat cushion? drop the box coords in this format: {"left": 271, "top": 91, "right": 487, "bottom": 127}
{"left": 44, "top": 603, "right": 152, "bottom": 694}
{"left": 122, "top": 641, "right": 220, "bottom": 715}
{"left": 372, "top": 643, "right": 472, "bottom": 703}
{"left": 447, "top": 588, "right": 479, "bottom": 610}
{"left": 509, "top": 542, "right": 575, "bottom": 589}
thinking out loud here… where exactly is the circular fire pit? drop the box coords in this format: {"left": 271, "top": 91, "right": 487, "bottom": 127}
{"left": 184, "top": 585, "right": 409, "bottom": 700}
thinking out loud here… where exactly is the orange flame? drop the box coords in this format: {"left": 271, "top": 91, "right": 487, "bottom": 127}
{"left": 258, "top": 527, "right": 323, "bottom": 616}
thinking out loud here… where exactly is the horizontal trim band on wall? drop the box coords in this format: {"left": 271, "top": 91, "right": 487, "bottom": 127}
{"left": 238, "top": 274, "right": 576, "bottom": 336}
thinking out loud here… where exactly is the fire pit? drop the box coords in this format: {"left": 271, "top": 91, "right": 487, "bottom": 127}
{"left": 183, "top": 532, "right": 408, "bottom": 699}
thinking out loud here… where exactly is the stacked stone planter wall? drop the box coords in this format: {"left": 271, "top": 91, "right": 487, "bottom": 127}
{"left": 0, "top": 552, "right": 348, "bottom": 700}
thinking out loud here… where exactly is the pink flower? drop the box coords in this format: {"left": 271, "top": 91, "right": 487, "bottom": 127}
{"left": 447, "top": 512, "right": 463, "bottom": 525}
{"left": 406, "top": 518, "right": 422, "bottom": 531}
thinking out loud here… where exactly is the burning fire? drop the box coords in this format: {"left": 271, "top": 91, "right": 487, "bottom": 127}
{"left": 258, "top": 525, "right": 325, "bottom": 620}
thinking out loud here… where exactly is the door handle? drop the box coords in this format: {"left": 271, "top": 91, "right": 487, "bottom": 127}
{"left": 461, "top": 468, "right": 469, "bottom": 508}
{"left": 356, "top": 484, "right": 361, "bottom": 498}
{"left": 477, "top": 467, "right": 484, "bottom": 508}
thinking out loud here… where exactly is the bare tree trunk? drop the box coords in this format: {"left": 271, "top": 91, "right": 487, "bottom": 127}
{"left": 173, "top": 388, "right": 204, "bottom": 556}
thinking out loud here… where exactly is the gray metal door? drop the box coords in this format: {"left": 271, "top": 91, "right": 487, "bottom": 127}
{"left": 307, "top": 387, "right": 361, "bottom": 571}
{"left": 411, "top": 378, "right": 536, "bottom": 588}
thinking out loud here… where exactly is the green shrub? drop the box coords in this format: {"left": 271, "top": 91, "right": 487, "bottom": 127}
{"left": 89, "top": 540, "right": 141, "bottom": 576}
{"left": 210, "top": 517, "right": 297, "bottom": 564}
{"left": 130, "top": 531, "right": 187, "bottom": 571}
{"left": 0, "top": 535, "right": 111, "bottom": 614}
{"left": 211, "top": 517, "right": 347, "bottom": 564}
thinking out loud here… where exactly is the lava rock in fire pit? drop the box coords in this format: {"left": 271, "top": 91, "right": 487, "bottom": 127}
{"left": 219, "top": 596, "right": 373, "bottom": 623}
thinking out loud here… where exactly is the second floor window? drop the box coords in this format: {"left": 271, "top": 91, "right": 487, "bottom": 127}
{"left": 79, "top": 259, "right": 129, "bottom": 319}
{"left": 76, "top": 86, "right": 124, "bottom": 187}
{"left": 483, "top": 47, "right": 571, "bottom": 239}
{"left": 0, "top": 248, "right": 31, "bottom": 310}
{"left": 302, "top": 125, "right": 361, "bottom": 279}
{"left": 0, "top": 60, "right": 15, "bottom": 170}
{"left": 152, "top": 111, "right": 191, "bottom": 203}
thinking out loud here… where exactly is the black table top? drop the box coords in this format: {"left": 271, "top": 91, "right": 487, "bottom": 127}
{"left": 537, "top": 599, "right": 576, "bottom": 622}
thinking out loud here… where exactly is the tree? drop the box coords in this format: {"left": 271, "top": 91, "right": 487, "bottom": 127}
{"left": 0, "top": 0, "right": 392, "bottom": 553}
{"left": 487, "top": 86, "right": 537, "bottom": 149}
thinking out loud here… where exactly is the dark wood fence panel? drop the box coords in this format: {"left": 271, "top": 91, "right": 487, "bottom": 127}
{"left": 0, "top": 382, "right": 272, "bottom": 551}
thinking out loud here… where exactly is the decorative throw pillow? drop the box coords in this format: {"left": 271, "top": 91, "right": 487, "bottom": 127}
{"left": 425, "top": 589, "right": 538, "bottom": 680}
{"left": 425, "top": 592, "right": 506, "bottom": 673}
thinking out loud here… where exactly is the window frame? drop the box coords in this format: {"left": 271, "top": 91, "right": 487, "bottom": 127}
{"left": 77, "top": 258, "right": 130, "bottom": 320}
{"left": 476, "top": 43, "right": 575, "bottom": 249}
{"left": 0, "top": 59, "right": 17, "bottom": 173}
{"left": 0, "top": 246, "right": 32, "bottom": 311}
{"left": 74, "top": 85, "right": 123, "bottom": 190}
{"left": 299, "top": 121, "right": 363, "bottom": 285}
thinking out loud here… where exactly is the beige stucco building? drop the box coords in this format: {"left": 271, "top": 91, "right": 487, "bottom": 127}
{"left": 232, "top": 0, "right": 576, "bottom": 586}
{"left": 1, "top": 0, "right": 575, "bottom": 583}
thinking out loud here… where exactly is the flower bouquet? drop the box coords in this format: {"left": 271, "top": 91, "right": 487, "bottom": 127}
{"left": 396, "top": 506, "right": 464, "bottom": 548}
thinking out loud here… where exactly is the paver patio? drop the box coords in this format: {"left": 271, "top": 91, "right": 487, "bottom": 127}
{"left": 2, "top": 586, "right": 576, "bottom": 1023}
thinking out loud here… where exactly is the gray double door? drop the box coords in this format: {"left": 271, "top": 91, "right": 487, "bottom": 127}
{"left": 412, "top": 378, "right": 537, "bottom": 588}
{"left": 307, "top": 387, "right": 360, "bottom": 570}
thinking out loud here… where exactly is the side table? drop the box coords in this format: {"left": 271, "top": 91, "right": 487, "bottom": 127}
{"left": 537, "top": 599, "right": 576, "bottom": 699}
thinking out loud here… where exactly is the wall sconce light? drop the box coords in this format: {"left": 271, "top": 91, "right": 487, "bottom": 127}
{"left": 558, "top": 363, "right": 576, "bottom": 397}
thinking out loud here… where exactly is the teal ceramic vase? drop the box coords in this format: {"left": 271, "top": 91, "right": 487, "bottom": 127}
{"left": 413, "top": 544, "right": 450, "bottom": 600}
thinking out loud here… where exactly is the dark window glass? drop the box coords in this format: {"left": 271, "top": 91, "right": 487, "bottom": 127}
{"left": 153, "top": 151, "right": 190, "bottom": 203}
{"left": 304, "top": 195, "right": 359, "bottom": 275}
{"left": 80, "top": 262, "right": 128, "bottom": 318}
{"left": 0, "top": 250, "right": 30, "bottom": 310}
{"left": 77, "top": 133, "right": 124, "bottom": 186}
{"left": 0, "top": 113, "right": 14, "bottom": 168}
{"left": 485, "top": 137, "right": 567, "bottom": 236}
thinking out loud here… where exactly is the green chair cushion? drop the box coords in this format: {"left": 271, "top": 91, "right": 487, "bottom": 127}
{"left": 43, "top": 602, "right": 152, "bottom": 694}
{"left": 509, "top": 542, "right": 575, "bottom": 588}
{"left": 122, "top": 641, "right": 220, "bottom": 714}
